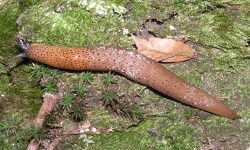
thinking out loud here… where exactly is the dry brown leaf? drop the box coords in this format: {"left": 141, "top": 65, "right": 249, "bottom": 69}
{"left": 132, "top": 35, "right": 194, "bottom": 62}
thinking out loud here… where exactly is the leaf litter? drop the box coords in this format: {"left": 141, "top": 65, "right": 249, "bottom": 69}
{"left": 132, "top": 35, "right": 194, "bottom": 62}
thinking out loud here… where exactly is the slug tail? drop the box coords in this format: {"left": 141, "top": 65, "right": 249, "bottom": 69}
{"left": 204, "top": 103, "right": 241, "bottom": 119}
{"left": 178, "top": 86, "right": 241, "bottom": 119}
{"left": 186, "top": 85, "right": 240, "bottom": 119}
{"left": 147, "top": 66, "right": 241, "bottom": 119}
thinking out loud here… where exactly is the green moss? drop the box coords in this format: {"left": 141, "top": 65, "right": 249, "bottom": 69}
{"left": 0, "top": 111, "right": 29, "bottom": 149}
{"left": 18, "top": 0, "right": 131, "bottom": 48}
{"left": 187, "top": 11, "right": 249, "bottom": 57}
{"left": 90, "top": 116, "right": 199, "bottom": 150}
{"left": 18, "top": 0, "right": 46, "bottom": 10}
{"left": 126, "top": 3, "right": 150, "bottom": 32}
{"left": 0, "top": 0, "right": 20, "bottom": 58}
{"left": 0, "top": 75, "right": 10, "bottom": 96}
{"left": 24, "top": 125, "right": 47, "bottom": 141}
{"left": 121, "top": 104, "right": 145, "bottom": 120}
{"left": 6, "top": 65, "right": 42, "bottom": 115}
{"left": 85, "top": 106, "right": 137, "bottom": 130}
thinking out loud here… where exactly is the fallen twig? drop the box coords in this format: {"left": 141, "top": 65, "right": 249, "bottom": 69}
{"left": 27, "top": 83, "right": 63, "bottom": 150}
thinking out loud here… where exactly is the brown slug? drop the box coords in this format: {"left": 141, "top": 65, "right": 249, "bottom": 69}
{"left": 9, "top": 37, "right": 241, "bottom": 119}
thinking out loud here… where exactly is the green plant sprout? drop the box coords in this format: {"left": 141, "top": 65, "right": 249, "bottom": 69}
{"left": 70, "top": 105, "right": 85, "bottom": 122}
{"left": 75, "top": 84, "right": 86, "bottom": 98}
{"left": 41, "top": 80, "right": 58, "bottom": 93}
{"left": 25, "top": 125, "right": 47, "bottom": 141}
{"left": 59, "top": 93, "right": 74, "bottom": 110}
{"left": 103, "top": 90, "right": 117, "bottom": 106}
{"left": 121, "top": 105, "right": 145, "bottom": 120}
{"left": 28, "top": 65, "right": 48, "bottom": 80}
{"left": 29, "top": 65, "right": 61, "bottom": 80}
{"left": 48, "top": 69, "right": 61, "bottom": 79}
{"left": 103, "top": 72, "right": 116, "bottom": 85}
{"left": 0, "top": 118, "right": 18, "bottom": 136}
{"left": 81, "top": 72, "right": 94, "bottom": 84}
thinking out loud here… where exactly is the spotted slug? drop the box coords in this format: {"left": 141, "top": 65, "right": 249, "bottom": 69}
{"left": 9, "top": 37, "right": 241, "bottom": 119}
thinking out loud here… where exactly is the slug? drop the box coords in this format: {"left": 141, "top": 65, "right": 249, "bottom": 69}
{"left": 9, "top": 37, "right": 241, "bottom": 119}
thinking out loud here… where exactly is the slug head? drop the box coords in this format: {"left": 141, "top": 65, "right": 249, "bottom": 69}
{"left": 8, "top": 36, "right": 28, "bottom": 61}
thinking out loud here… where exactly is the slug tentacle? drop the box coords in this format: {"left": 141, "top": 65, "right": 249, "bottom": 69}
{"left": 11, "top": 43, "right": 241, "bottom": 119}
{"left": 15, "top": 35, "right": 28, "bottom": 51}
{"left": 8, "top": 53, "right": 26, "bottom": 61}
{"left": 7, "top": 36, "right": 29, "bottom": 61}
